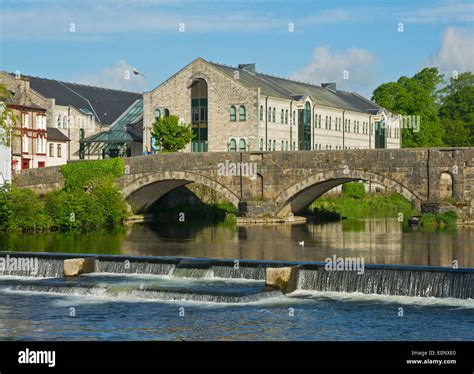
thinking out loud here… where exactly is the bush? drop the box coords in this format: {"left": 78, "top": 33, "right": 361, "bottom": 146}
{"left": 341, "top": 182, "right": 365, "bottom": 199}
{"left": 60, "top": 158, "right": 124, "bottom": 191}
{"left": 7, "top": 188, "right": 48, "bottom": 232}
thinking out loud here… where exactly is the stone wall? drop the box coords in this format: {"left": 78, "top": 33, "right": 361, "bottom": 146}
{"left": 13, "top": 147, "right": 474, "bottom": 222}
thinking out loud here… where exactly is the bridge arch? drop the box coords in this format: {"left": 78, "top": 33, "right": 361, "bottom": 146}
{"left": 121, "top": 171, "right": 240, "bottom": 214}
{"left": 275, "top": 169, "right": 422, "bottom": 217}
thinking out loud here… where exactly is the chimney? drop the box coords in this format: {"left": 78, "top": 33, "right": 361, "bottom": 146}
{"left": 238, "top": 63, "right": 256, "bottom": 75}
{"left": 322, "top": 82, "right": 337, "bottom": 91}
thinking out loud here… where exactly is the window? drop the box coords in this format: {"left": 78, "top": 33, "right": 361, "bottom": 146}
{"left": 260, "top": 138, "right": 263, "bottom": 151}
{"left": 273, "top": 140, "right": 276, "bottom": 150}
{"left": 239, "top": 138, "right": 246, "bottom": 151}
{"left": 318, "top": 115, "right": 321, "bottom": 128}
{"left": 57, "top": 144, "right": 62, "bottom": 158}
{"left": 293, "top": 141, "right": 296, "bottom": 150}
{"left": 49, "top": 143, "right": 54, "bottom": 157}
{"left": 329, "top": 117, "right": 332, "bottom": 130}
{"left": 164, "top": 109, "right": 170, "bottom": 118}
{"left": 285, "top": 110, "right": 288, "bottom": 124}
{"left": 23, "top": 113, "right": 29, "bottom": 128}
{"left": 239, "top": 106, "right": 246, "bottom": 121}
{"left": 260, "top": 106, "right": 263, "bottom": 121}
{"left": 272, "top": 108, "right": 276, "bottom": 122}
{"left": 281, "top": 140, "right": 284, "bottom": 150}
{"left": 285, "top": 141, "right": 288, "bottom": 151}
{"left": 229, "top": 139, "right": 237, "bottom": 151}
{"left": 230, "top": 106, "right": 236, "bottom": 122}
{"left": 57, "top": 114, "right": 61, "bottom": 128}
{"left": 79, "top": 128, "right": 85, "bottom": 140}
{"left": 325, "top": 116, "right": 328, "bottom": 129}
{"left": 22, "top": 134, "right": 28, "bottom": 152}
{"left": 293, "top": 111, "right": 296, "bottom": 125}
{"left": 63, "top": 115, "right": 68, "bottom": 129}
{"left": 154, "top": 108, "right": 161, "bottom": 119}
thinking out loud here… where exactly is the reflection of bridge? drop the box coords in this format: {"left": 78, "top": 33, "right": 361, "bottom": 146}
{"left": 14, "top": 148, "right": 474, "bottom": 222}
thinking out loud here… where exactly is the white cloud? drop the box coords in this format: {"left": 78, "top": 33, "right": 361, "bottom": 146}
{"left": 77, "top": 60, "right": 146, "bottom": 92}
{"left": 399, "top": 2, "right": 474, "bottom": 24}
{"left": 290, "top": 46, "right": 378, "bottom": 95}
{"left": 428, "top": 27, "right": 474, "bottom": 76}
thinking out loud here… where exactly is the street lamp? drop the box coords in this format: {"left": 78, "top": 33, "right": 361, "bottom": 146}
{"left": 132, "top": 68, "right": 149, "bottom": 154}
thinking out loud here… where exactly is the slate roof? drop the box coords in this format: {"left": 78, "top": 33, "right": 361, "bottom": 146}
{"left": 13, "top": 74, "right": 141, "bottom": 125}
{"left": 208, "top": 61, "right": 382, "bottom": 114}
{"left": 47, "top": 127, "right": 70, "bottom": 142}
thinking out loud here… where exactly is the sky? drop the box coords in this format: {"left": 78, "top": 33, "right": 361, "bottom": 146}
{"left": 0, "top": 0, "right": 473, "bottom": 98}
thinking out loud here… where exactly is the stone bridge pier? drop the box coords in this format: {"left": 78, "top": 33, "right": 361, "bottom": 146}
{"left": 13, "top": 148, "right": 474, "bottom": 224}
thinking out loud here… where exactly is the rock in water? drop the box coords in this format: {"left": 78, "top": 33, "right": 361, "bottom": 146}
{"left": 265, "top": 266, "right": 300, "bottom": 294}
{"left": 64, "top": 258, "right": 96, "bottom": 277}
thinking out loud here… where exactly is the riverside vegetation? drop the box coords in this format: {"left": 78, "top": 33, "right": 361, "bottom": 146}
{"left": 0, "top": 159, "right": 128, "bottom": 232}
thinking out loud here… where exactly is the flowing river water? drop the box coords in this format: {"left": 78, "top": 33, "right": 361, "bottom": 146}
{"left": 0, "top": 218, "right": 473, "bottom": 341}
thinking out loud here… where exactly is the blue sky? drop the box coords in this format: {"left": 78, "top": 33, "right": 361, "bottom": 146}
{"left": 0, "top": 0, "right": 473, "bottom": 97}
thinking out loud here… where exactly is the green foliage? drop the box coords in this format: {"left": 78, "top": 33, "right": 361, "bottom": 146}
{"left": 341, "top": 182, "right": 365, "bottom": 199}
{"left": 5, "top": 188, "right": 48, "bottom": 232}
{"left": 0, "top": 83, "right": 17, "bottom": 145}
{"left": 0, "top": 185, "right": 13, "bottom": 230}
{"left": 308, "top": 192, "right": 415, "bottom": 220}
{"left": 60, "top": 158, "right": 124, "bottom": 191}
{"left": 372, "top": 67, "right": 445, "bottom": 147}
{"left": 420, "top": 211, "right": 457, "bottom": 229}
{"left": 151, "top": 115, "right": 194, "bottom": 152}
{"left": 439, "top": 72, "right": 474, "bottom": 146}
{"left": 372, "top": 68, "right": 474, "bottom": 147}
{"left": 0, "top": 159, "right": 128, "bottom": 233}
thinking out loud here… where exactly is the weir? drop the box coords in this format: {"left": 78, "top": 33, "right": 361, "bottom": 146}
{"left": 1, "top": 252, "right": 473, "bottom": 300}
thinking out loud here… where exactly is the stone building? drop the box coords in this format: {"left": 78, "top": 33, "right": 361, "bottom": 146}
{"left": 144, "top": 58, "right": 401, "bottom": 153}
{"left": 0, "top": 72, "right": 141, "bottom": 163}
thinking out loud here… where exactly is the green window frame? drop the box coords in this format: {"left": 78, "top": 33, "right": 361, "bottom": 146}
{"left": 229, "top": 138, "right": 237, "bottom": 151}
{"left": 230, "top": 106, "right": 237, "bottom": 122}
{"left": 239, "top": 106, "right": 246, "bottom": 121}
{"left": 239, "top": 138, "right": 246, "bottom": 151}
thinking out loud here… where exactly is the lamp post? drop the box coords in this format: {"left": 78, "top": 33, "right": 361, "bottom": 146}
{"left": 133, "top": 69, "right": 148, "bottom": 154}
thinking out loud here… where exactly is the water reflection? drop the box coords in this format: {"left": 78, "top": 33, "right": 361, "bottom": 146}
{"left": 1, "top": 219, "right": 473, "bottom": 267}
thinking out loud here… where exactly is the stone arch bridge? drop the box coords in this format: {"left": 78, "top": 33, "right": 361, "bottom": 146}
{"left": 13, "top": 148, "right": 474, "bottom": 223}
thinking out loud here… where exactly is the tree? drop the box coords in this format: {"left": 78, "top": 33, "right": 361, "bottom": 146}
{"left": 0, "top": 84, "right": 16, "bottom": 146}
{"left": 372, "top": 68, "right": 445, "bottom": 147}
{"left": 439, "top": 72, "right": 474, "bottom": 146}
{"left": 151, "top": 115, "right": 194, "bottom": 152}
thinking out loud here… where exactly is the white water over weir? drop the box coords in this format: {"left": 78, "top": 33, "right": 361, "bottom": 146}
{"left": 0, "top": 253, "right": 473, "bottom": 299}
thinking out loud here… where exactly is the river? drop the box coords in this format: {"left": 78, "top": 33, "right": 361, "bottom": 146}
{"left": 1, "top": 218, "right": 473, "bottom": 341}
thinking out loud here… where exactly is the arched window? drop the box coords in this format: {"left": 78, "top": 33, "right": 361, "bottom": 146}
{"left": 268, "top": 139, "right": 271, "bottom": 150}
{"left": 79, "top": 128, "right": 85, "bottom": 140}
{"left": 239, "top": 106, "right": 246, "bottom": 121}
{"left": 230, "top": 106, "right": 236, "bottom": 122}
{"left": 272, "top": 108, "right": 276, "bottom": 122}
{"left": 285, "top": 110, "right": 288, "bottom": 124}
{"left": 164, "top": 108, "right": 170, "bottom": 118}
{"left": 260, "top": 106, "right": 263, "bottom": 121}
{"left": 268, "top": 107, "right": 271, "bottom": 122}
{"left": 281, "top": 140, "right": 284, "bottom": 150}
{"left": 229, "top": 138, "right": 237, "bottom": 151}
{"left": 239, "top": 138, "right": 246, "bottom": 151}
{"left": 285, "top": 141, "right": 288, "bottom": 151}
{"left": 57, "top": 114, "right": 62, "bottom": 128}
{"left": 156, "top": 108, "right": 162, "bottom": 120}
{"left": 281, "top": 109, "right": 284, "bottom": 123}
{"left": 273, "top": 139, "right": 276, "bottom": 150}
{"left": 260, "top": 138, "right": 263, "bottom": 151}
